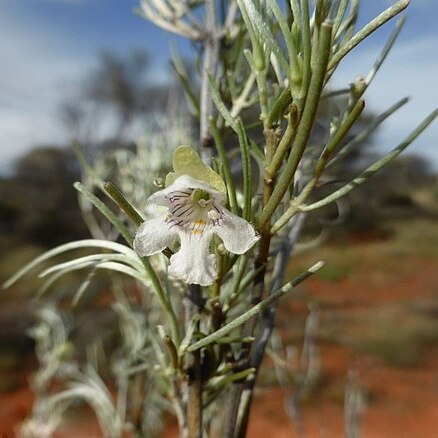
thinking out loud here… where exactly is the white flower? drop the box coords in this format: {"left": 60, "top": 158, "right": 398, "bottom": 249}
{"left": 134, "top": 175, "right": 259, "bottom": 286}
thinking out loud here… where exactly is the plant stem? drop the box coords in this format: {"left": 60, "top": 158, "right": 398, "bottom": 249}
{"left": 187, "top": 348, "right": 203, "bottom": 438}
{"left": 210, "top": 121, "right": 239, "bottom": 214}
{"left": 266, "top": 108, "right": 298, "bottom": 178}
{"left": 187, "top": 2, "right": 219, "bottom": 435}
{"left": 299, "top": 0, "right": 312, "bottom": 104}
{"left": 187, "top": 261, "right": 324, "bottom": 352}
{"left": 199, "top": 0, "right": 219, "bottom": 164}
{"left": 234, "top": 214, "right": 305, "bottom": 437}
{"left": 258, "top": 22, "right": 333, "bottom": 229}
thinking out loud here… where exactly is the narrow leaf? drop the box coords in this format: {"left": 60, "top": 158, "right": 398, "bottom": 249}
{"left": 3, "top": 239, "right": 136, "bottom": 289}
{"left": 187, "top": 261, "right": 324, "bottom": 351}
{"left": 329, "top": 0, "right": 410, "bottom": 70}
{"left": 302, "top": 109, "right": 437, "bottom": 211}
{"left": 208, "top": 75, "right": 236, "bottom": 129}
{"left": 74, "top": 182, "right": 133, "bottom": 245}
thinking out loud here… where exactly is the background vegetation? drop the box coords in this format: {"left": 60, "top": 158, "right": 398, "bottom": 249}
{"left": 1, "top": 3, "right": 437, "bottom": 436}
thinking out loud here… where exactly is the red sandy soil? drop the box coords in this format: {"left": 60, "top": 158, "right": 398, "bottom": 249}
{"left": 1, "top": 255, "right": 438, "bottom": 437}
{"left": 0, "top": 387, "right": 34, "bottom": 437}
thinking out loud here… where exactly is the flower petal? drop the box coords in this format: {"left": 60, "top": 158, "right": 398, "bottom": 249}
{"left": 133, "top": 217, "right": 177, "bottom": 256}
{"left": 214, "top": 209, "right": 259, "bottom": 254}
{"left": 149, "top": 175, "right": 226, "bottom": 207}
{"left": 168, "top": 230, "right": 216, "bottom": 286}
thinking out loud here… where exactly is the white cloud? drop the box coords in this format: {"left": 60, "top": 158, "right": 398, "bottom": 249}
{"left": 0, "top": 2, "right": 436, "bottom": 173}
{"left": 0, "top": 4, "right": 172, "bottom": 172}
{"left": 0, "top": 11, "right": 93, "bottom": 170}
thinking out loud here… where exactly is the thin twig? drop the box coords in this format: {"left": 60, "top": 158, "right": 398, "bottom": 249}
{"left": 187, "top": 261, "right": 323, "bottom": 352}
{"left": 234, "top": 214, "right": 306, "bottom": 437}
{"left": 199, "top": 0, "right": 219, "bottom": 164}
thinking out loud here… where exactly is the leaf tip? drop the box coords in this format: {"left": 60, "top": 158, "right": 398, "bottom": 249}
{"left": 310, "top": 261, "right": 325, "bottom": 273}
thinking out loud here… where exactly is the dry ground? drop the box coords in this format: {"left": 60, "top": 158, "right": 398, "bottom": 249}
{"left": 1, "top": 219, "right": 437, "bottom": 437}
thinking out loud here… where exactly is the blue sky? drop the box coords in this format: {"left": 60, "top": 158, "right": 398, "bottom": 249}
{"left": 1, "top": 0, "right": 437, "bottom": 171}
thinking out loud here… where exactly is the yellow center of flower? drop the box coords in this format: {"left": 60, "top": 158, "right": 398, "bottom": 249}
{"left": 191, "top": 219, "right": 206, "bottom": 235}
